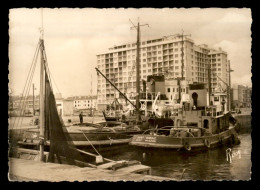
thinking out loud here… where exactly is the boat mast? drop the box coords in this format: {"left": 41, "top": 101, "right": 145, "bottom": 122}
{"left": 91, "top": 73, "right": 93, "bottom": 115}
{"left": 130, "top": 18, "right": 149, "bottom": 123}
{"left": 228, "top": 61, "right": 234, "bottom": 111}
{"left": 216, "top": 75, "right": 232, "bottom": 112}
{"left": 32, "top": 83, "right": 35, "bottom": 116}
{"left": 39, "top": 8, "right": 45, "bottom": 162}
{"left": 164, "top": 31, "right": 190, "bottom": 103}
{"left": 208, "top": 59, "right": 212, "bottom": 106}
{"left": 181, "top": 30, "right": 184, "bottom": 80}
{"left": 136, "top": 21, "right": 141, "bottom": 122}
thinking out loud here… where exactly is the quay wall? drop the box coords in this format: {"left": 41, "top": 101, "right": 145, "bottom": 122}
{"left": 234, "top": 114, "right": 251, "bottom": 133}
{"left": 9, "top": 158, "right": 172, "bottom": 182}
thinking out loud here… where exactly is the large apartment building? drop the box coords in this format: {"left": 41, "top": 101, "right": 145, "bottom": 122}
{"left": 96, "top": 35, "right": 230, "bottom": 106}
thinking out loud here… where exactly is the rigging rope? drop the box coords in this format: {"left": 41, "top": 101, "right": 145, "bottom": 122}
{"left": 16, "top": 44, "right": 39, "bottom": 138}
{"left": 41, "top": 41, "right": 53, "bottom": 91}
{"left": 10, "top": 41, "right": 40, "bottom": 130}
{"left": 42, "top": 42, "right": 61, "bottom": 94}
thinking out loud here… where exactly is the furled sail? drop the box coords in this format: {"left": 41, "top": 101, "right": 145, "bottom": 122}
{"left": 44, "top": 72, "right": 83, "bottom": 165}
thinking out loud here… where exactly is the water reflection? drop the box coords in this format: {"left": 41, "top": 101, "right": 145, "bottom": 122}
{"left": 104, "top": 134, "right": 251, "bottom": 180}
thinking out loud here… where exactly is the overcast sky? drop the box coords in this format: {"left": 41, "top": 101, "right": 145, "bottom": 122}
{"left": 8, "top": 8, "right": 252, "bottom": 98}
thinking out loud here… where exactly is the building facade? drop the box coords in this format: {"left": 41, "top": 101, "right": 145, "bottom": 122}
{"left": 232, "top": 84, "right": 252, "bottom": 109}
{"left": 70, "top": 96, "right": 97, "bottom": 110}
{"left": 9, "top": 94, "right": 98, "bottom": 116}
{"left": 96, "top": 35, "right": 230, "bottom": 106}
{"left": 11, "top": 95, "right": 40, "bottom": 116}
{"left": 54, "top": 95, "right": 98, "bottom": 116}
{"left": 164, "top": 79, "right": 190, "bottom": 101}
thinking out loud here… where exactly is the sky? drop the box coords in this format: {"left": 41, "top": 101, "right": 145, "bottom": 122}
{"left": 8, "top": 8, "right": 252, "bottom": 98}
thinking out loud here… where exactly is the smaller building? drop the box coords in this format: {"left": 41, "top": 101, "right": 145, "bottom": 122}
{"left": 71, "top": 96, "right": 97, "bottom": 110}
{"left": 165, "top": 79, "right": 190, "bottom": 102}
{"left": 232, "top": 84, "right": 251, "bottom": 109}
{"left": 63, "top": 99, "right": 74, "bottom": 116}
{"left": 10, "top": 95, "right": 40, "bottom": 116}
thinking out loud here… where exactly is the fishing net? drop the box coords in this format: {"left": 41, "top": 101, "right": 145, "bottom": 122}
{"left": 44, "top": 74, "right": 83, "bottom": 165}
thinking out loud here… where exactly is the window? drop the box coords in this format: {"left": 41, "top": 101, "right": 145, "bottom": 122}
{"left": 172, "top": 88, "right": 175, "bottom": 92}
{"left": 168, "top": 88, "right": 170, "bottom": 92}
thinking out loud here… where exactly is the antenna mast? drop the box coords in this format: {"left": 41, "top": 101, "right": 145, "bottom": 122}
{"left": 39, "top": 8, "right": 45, "bottom": 162}
{"left": 164, "top": 31, "right": 191, "bottom": 103}
{"left": 130, "top": 18, "right": 149, "bottom": 123}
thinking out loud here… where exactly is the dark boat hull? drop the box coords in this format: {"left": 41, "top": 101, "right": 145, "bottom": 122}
{"left": 17, "top": 127, "right": 143, "bottom": 149}
{"left": 129, "top": 126, "right": 240, "bottom": 151}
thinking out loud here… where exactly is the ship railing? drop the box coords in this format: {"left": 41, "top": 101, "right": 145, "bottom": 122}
{"left": 142, "top": 126, "right": 173, "bottom": 135}
{"left": 142, "top": 126, "right": 207, "bottom": 138}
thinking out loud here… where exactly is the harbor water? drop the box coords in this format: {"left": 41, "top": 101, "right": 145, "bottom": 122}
{"left": 9, "top": 116, "right": 252, "bottom": 181}
{"left": 104, "top": 133, "right": 251, "bottom": 180}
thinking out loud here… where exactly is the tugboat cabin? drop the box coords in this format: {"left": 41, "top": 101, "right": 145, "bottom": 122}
{"left": 171, "top": 83, "right": 230, "bottom": 136}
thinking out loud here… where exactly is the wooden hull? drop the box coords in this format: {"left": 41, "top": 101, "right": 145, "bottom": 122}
{"left": 17, "top": 128, "right": 142, "bottom": 148}
{"left": 129, "top": 126, "right": 240, "bottom": 151}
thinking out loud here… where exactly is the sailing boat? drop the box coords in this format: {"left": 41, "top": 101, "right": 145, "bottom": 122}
{"left": 17, "top": 63, "right": 141, "bottom": 152}
{"left": 9, "top": 18, "right": 151, "bottom": 175}
{"left": 16, "top": 20, "right": 149, "bottom": 152}
{"left": 10, "top": 33, "right": 87, "bottom": 165}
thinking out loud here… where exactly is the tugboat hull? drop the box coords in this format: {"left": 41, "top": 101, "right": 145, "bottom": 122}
{"left": 130, "top": 126, "right": 240, "bottom": 151}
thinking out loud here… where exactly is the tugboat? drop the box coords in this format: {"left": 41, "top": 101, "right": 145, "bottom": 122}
{"left": 130, "top": 83, "right": 240, "bottom": 151}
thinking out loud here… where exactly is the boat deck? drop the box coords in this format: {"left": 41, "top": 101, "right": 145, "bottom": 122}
{"left": 8, "top": 158, "right": 172, "bottom": 182}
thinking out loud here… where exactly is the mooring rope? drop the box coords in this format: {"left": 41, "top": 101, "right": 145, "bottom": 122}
{"left": 79, "top": 129, "right": 101, "bottom": 156}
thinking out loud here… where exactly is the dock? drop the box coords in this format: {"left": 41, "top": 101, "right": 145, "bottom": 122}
{"left": 8, "top": 158, "right": 173, "bottom": 182}
{"left": 233, "top": 114, "right": 251, "bottom": 133}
